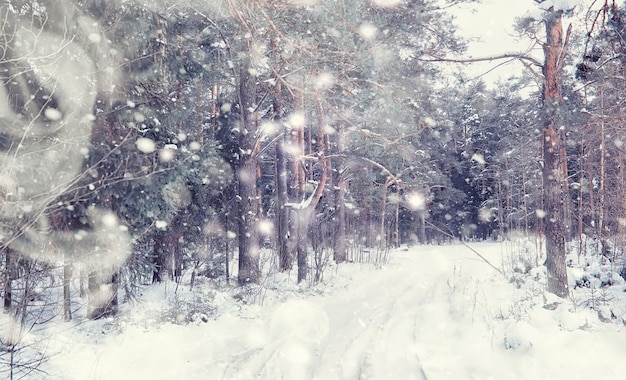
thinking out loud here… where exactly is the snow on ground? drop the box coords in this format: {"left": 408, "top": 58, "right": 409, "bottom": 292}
{"left": 34, "top": 242, "right": 626, "bottom": 379}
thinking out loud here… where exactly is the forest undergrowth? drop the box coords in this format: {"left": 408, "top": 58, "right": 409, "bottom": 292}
{"left": 501, "top": 234, "right": 626, "bottom": 327}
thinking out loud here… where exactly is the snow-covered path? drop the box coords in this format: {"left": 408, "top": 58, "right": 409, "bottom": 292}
{"left": 45, "top": 242, "right": 626, "bottom": 380}
{"left": 308, "top": 244, "right": 505, "bottom": 380}
{"left": 309, "top": 254, "right": 431, "bottom": 380}
{"left": 216, "top": 244, "right": 504, "bottom": 380}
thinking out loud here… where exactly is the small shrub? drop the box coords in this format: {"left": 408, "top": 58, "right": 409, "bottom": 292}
{"left": 163, "top": 290, "right": 216, "bottom": 325}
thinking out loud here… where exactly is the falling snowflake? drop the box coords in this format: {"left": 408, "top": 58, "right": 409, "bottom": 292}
{"left": 136, "top": 137, "right": 156, "bottom": 153}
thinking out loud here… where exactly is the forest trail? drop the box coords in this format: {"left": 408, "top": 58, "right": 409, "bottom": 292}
{"left": 222, "top": 243, "right": 505, "bottom": 380}
{"left": 46, "top": 243, "right": 511, "bottom": 380}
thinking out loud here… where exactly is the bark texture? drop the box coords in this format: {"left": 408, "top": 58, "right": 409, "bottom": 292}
{"left": 542, "top": 8, "right": 570, "bottom": 298}
{"left": 237, "top": 65, "right": 261, "bottom": 285}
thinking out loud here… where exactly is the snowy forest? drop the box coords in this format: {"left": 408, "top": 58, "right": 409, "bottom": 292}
{"left": 2, "top": 0, "right": 626, "bottom": 378}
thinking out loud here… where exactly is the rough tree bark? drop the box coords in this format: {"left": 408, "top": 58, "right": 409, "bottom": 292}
{"left": 541, "top": 7, "right": 570, "bottom": 298}
{"left": 237, "top": 64, "right": 261, "bottom": 285}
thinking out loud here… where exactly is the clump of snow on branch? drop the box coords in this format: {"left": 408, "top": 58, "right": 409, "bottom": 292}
{"left": 523, "top": 0, "right": 584, "bottom": 21}
{"left": 221, "top": 103, "right": 232, "bottom": 113}
{"left": 162, "top": 180, "right": 192, "bottom": 210}
{"left": 285, "top": 197, "right": 312, "bottom": 210}
{"left": 423, "top": 116, "right": 436, "bottom": 127}
{"left": 371, "top": 0, "right": 402, "bottom": 8}
{"left": 471, "top": 153, "right": 486, "bottom": 166}
{"left": 537, "top": 0, "right": 584, "bottom": 11}
{"left": 188, "top": 141, "right": 201, "bottom": 151}
{"left": 289, "top": 0, "right": 320, "bottom": 6}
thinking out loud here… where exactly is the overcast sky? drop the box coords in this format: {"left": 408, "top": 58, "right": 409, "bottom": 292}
{"left": 451, "top": 0, "right": 538, "bottom": 86}
{"left": 450, "top": 0, "right": 597, "bottom": 87}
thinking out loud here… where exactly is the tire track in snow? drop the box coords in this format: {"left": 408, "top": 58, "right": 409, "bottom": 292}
{"left": 355, "top": 281, "right": 429, "bottom": 380}
{"left": 221, "top": 245, "right": 488, "bottom": 380}
{"left": 352, "top": 267, "right": 446, "bottom": 380}
{"left": 310, "top": 250, "right": 449, "bottom": 380}
{"left": 318, "top": 281, "right": 416, "bottom": 379}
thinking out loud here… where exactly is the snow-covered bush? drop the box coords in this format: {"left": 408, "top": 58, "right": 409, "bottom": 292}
{"left": 501, "top": 238, "right": 539, "bottom": 287}
{"left": 163, "top": 290, "right": 217, "bottom": 325}
{"left": 504, "top": 235, "right": 626, "bottom": 325}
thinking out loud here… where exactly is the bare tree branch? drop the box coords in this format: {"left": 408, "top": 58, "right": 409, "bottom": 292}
{"left": 520, "top": 58, "right": 544, "bottom": 81}
{"left": 557, "top": 23, "right": 573, "bottom": 71}
{"left": 419, "top": 52, "right": 543, "bottom": 68}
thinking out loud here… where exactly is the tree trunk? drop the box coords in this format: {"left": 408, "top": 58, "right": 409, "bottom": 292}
{"left": 79, "top": 268, "right": 87, "bottom": 299}
{"left": 151, "top": 235, "right": 165, "bottom": 283}
{"left": 110, "top": 271, "right": 119, "bottom": 313}
{"left": 541, "top": 9, "right": 570, "bottom": 298}
{"left": 577, "top": 139, "right": 585, "bottom": 259}
{"left": 333, "top": 136, "right": 347, "bottom": 263}
{"left": 291, "top": 134, "right": 305, "bottom": 281}
{"left": 237, "top": 65, "right": 260, "bottom": 285}
{"left": 296, "top": 211, "right": 307, "bottom": 283}
{"left": 613, "top": 151, "right": 626, "bottom": 262}
{"left": 272, "top": 72, "right": 293, "bottom": 272}
{"left": 289, "top": 113, "right": 305, "bottom": 281}
{"left": 419, "top": 211, "right": 427, "bottom": 244}
{"left": 496, "top": 171, "right": 505, "bottom": 237}
{"left": 598, "top": 87, "right": 606, "bottom": 241}
{"left": 380, "top": 182, "right": 389, "bottom": 249}
{"left": 3, "top": 248, "right": 12, "bottom": 311}
{"left": 152, "top": 229, "right": 177, "bottom": 283}
{"left": 276, "top": 135, "right": 292, "bottom": 271}
{"left": 87, "top": 271, "right": 118, "bottom": 319}
{"left": 63, "top": 257, "right": 72, "bottom": 321}
{"left": 394, "top": 203, "right": 400, "bottom": 247}
{"left": 520, "top": 134, "right": 530, "bottom": 237}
